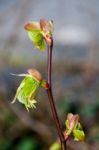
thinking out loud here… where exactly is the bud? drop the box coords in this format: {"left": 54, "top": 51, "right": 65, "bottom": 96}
{"left": 40, "top": 18, "right": 53, "bottom": 46}
{"left": 40, "top": 18, "right": 53, "bottom": 34}
{"left": 66, "top": 113, "right": 79, "bottom": 131}
{"left": 41, "top": 80, "right": 49, "bottom": 89}
{"left": 65, "top": 113, "right": 85, "bottom": 141}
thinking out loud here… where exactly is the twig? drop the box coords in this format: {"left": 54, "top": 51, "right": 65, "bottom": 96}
{"left": 46, "top": 37, "right": 66, "bottom": 150}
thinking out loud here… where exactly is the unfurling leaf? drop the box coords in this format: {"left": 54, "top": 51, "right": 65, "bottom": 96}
{"left": 76, "top": 122, "right": 83, "bottom": 130}
{"left": 73, "top": 129, "right": 85, "bottom": 141}
{"left": 65, "top": 113, "right": 85, "bottom": 141}
{"left": 65, "top": 113, "right": 79, "bottom": 131}
{"left": 12, "top": 69, "right": 47, "bottom": 111}
{"left": 28, "top": 31, "right": 46, "bottom": 51}
{"left": 12, "top": 75, "right": 40, "bottom": 111}
{"left": 24, "top": 19, "right": 53, "bottom": 50}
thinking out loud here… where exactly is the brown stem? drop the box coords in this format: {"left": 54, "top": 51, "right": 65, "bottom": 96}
{"left": 46, "top": 37, "right": 66, "bottom": 150}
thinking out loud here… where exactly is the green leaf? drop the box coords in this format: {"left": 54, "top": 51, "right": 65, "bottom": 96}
{"left": 65, "top": 120, "right": 69, "bottom": 130}
{"left": 28, "top": 30, "right": 46, "bottom": 51}
{"left": 49, "top": 142, "right": 61, "bottom": 150}
{"left": 12, "top": 75, "right": 41, "bottom": 110}
{"left": 16, "top": 137, "right": 40, "bottom": 150}
{"left": 76, "top": 122, "right": 83, "bottom": 130}
{"left": 73, "top": 129, "right": 85, "bottom": 141}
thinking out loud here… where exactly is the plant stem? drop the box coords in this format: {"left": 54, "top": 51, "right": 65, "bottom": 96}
{"left": 46, "top": 37, "right": 66, "bottom": 150}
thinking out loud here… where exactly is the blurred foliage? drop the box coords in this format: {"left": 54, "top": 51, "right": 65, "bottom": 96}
{"left": 0, "top": 136, "right": 41, "bottom": 150}
{"left": 0, "top": 65, "right": 99, "bottom": 149}
{"left": 0, "top": 140, "right": 12, "bottom": 150}
{"left": 15, "top": 137, "right": 41, "bottom": 150}
{"left": 49, "top": 142, "right": 61, "bottom": 150}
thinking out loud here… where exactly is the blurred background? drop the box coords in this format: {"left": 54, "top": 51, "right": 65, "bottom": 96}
{"left": 0, "top": 0, "right": 99, "bottom": 149}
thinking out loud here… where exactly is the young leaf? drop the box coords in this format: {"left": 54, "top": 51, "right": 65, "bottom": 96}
{"left": 65, "top": 120, "right": 69, "bottom": 130}
{"left": 76, "top": 122, "right": 83, "bottom": 130}
{"left": 73, "top": 129, "right": 85, "bottom": 141}
{"left": 24, "top": 19, "right": 54, "bottom": 50}
{"left": 28, "top": 30, "right": 46, "bottom": 51}
{"left": 12, "top": 75, "right": 41, "bottom": 111}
